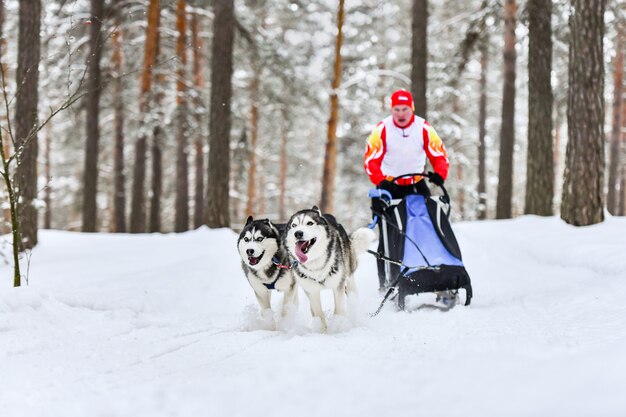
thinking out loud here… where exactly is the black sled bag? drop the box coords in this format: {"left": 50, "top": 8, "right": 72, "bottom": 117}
{"left": 381, "top": 194, "right": 473, "bottom": 308}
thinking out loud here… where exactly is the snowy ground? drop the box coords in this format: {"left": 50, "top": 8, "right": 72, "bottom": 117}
{"left": 1, "top": 215, "right": 626, "bottom": 417}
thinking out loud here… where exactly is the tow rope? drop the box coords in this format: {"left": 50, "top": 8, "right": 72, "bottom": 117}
{"left": 369, "top": 269, "right": 405, "bottom": 317}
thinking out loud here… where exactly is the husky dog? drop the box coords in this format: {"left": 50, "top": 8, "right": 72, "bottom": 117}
{"left": 284, "top": 206, "right": 375, "bottom": 329}
{"left": 237, "top": 217, "right": 298, "bottom": 315}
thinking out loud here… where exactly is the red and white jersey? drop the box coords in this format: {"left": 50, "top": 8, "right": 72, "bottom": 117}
{"left": 363, "top": 114, "right": 449, "bottom": 185}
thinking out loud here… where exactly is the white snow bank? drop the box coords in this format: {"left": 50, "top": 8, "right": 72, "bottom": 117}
{"left": 1, "top": 217, "right": 625, "bottom": 417}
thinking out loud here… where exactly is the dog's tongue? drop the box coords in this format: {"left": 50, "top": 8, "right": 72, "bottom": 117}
{"left": 295, "top": 241, "right": 309, "bottom": 263}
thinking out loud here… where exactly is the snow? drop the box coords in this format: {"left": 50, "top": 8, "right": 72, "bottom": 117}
{"left": 1, "top": 216, "right": 626, "bottom": 417}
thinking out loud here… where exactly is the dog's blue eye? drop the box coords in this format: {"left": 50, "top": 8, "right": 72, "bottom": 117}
{"left": 255, "top": 237, "right": 264, "bottom": 242}
{"left": 291, "top": 223, "right": 296, "bottom": 228}
{"left": 307, "top": 221, "right": 314, "bottom": 226}
{"left": 244, "top": 237, "right": 250, "bottom": 242}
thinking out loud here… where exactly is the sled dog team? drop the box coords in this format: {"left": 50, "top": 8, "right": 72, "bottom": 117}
{"left": 237, "top": 206, "right": 376, "bottom": 330}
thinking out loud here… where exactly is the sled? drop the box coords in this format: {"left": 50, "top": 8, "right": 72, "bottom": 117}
{"left": 369, "top": 173, "right": 473, "bottom": 312}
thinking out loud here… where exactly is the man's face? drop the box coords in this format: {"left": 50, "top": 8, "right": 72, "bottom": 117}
{"left": 392, "top": 105, "right": 413, "bottom": 127}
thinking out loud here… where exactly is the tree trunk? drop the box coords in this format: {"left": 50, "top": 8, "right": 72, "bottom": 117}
{"left": 477, "top": 41, "right": 488, "bottom": 220}
{"left": 495, "top": 0, "right": 517, "bottom": 219}
{"left": 560, "top": 0, "right": 606, "bottom": 226}
{"left": 44, "top": 122, "right": 51, "bottom": 229}
{"left": 0, "top": 136, "right": 22, "bottom": 287}
{"left": 1, "top": 0, "right": 10, "bottom": 234}
{"left": 14, "top": 0, "right": 41, "bottom": 251}
{"left": 193, "top": 140, "right": 204, "bottom": 227}
{"left": 130, "top": 0, "right": 160, "bottom": 233}
{"left": 525, "top": 0, "right": 554, "bottom": 216}
{"left": 618, "top": 90, "right": 626, "bottom": 215}
{"left": 554, "top": 104, "right": 562, "bottom": 177}
{"left": 149, "top": 126, "right": 163, "bottom": 232}
{"left": 148, "top": 4, "right": 166, "bottom": 234}
{"left": 279, "top": 108, "right": 288, "bottom": 222}
{"left": 231, "top": 130, "right": 247, "bottom": 223}
{"left": 174, "top": 0, "right": 189, "bottom": 232}
{"left": 112, "top": 25, "right": 126, "bottom": 233}
{"left": 617, "top": 165, "right": 626, "bottom": 216}
{"left": 191, "top": 12, "right": 205, "bottom": 229}
{"left": 411, "top": 0, "right": 427, "bottom": 117}
{"left": 457, "top": 165, "right": 465, "bottom": 218}
{"left": 0, "top": 0, "right": 6, "bottom": 160}
{"left": 205, "top": 0, "right": 235, "bottom": 228}
{"left": 130, "top": 136, "right": 148, "bottom": 233}
{"left": 607, "top": 32, "right": 623, "bottom": 215}
{"left": 616, "top": 165, "right": 626, "bottom": 216}
{"left": 148, "top": 94, "right": 167, "bottom": 229}
{"left": 257, "top": 164, "right": 266, "bottom": 216}
{"left": 0, "top": 0, "right": 4, "bottom": 67}
{"left": 320, "top": 0, "right": 344, "bottom": 214}
{"left": 82, "top": 0, "right": 104, "bottom": 232}
{"left": 246, "top": 68, "right": 259, "bottom": 217}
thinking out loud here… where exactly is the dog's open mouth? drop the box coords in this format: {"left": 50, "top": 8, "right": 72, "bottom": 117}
{"left": 248, "top": 251, "right": 265, "bottom": 266}
{"left": 295, "top": 238, "right": 316, "bottom": 263}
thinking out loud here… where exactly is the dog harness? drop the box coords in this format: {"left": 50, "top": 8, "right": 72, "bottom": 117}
{"left": 262, "top": 276, "right": 280, "bottom": 290}
{"left": 263, "top": 257, "right": 297, "bottom": 290}
{"left": 272, "top": 256, "right": 297, "bottom": 270}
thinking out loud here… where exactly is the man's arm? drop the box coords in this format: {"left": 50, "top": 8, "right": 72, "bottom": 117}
{"left": 422, "top": 122, "right": 449, "bottom": 180}
{"left": 364, "top": 122, "right": 388, "bottom": 185}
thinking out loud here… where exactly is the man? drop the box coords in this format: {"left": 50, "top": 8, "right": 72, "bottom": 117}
{"left": 364, "top": 89, "right": 456, "bottom": 307}
{"left": 364, "top": 89, "right": 448, "bottom": 196}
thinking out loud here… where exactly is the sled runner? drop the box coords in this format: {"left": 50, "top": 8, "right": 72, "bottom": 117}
{"left": 369, "top": 173, "right": 473, "bottom": 313}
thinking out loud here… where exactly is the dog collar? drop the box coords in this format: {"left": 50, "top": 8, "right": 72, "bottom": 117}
{"left": 272, "top": 256, "right": 298, "bottom": 270}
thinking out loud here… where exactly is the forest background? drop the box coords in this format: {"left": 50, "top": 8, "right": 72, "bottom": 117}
{"left": 0, "top": 0, "right": 624, "bottom": 250}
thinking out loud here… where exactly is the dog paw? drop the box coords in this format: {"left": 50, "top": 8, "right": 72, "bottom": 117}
{"left": 310, "top": 316, "right": 327, "bottom": 333}
{"left": 241, "top": 305, "right": 276, "bottom": 331}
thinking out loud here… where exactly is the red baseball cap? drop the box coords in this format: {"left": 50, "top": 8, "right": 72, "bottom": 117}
{"left": 390, "top": 89, "right": 414, "bottom": 110}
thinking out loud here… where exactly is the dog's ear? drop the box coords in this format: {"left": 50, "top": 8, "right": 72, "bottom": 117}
{"left": 246, "top": 216, "right": 253, "bottom": 225}
{"left": 264, "top": 219, "right": 280, "bottom": 237}
{"left": 311, "top": 205, "right": 327, "bottom": 224}
{"left": 263, "top": 218, "right": 276, "bottom": 232}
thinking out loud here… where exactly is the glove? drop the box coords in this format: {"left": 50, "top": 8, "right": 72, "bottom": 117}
{"left": 378, "top": 179, "right": 400, "bottom": 196}
{"left": 378, "top": 179, "right": 396, "bottom": 192}
{"left": 428, "top": 172, "right": 444, "bottom": 187}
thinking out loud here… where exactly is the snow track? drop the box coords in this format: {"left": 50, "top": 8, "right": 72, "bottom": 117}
{"left": 1, "top": 217, "right": 625, "bottom": 417}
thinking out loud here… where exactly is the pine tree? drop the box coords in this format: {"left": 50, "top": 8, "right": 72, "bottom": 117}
{"left": 525, "top": 0, "right": 554, "bottom": 216}
{"left": 561, "top": 0, "right": 606, "bottom": 226}
{"left": 112, "top": 22, "right": 126, "bottom": 233}
{"left": 205, "top": 0, "right": 235, "bottom": 228}
{"left": 43, "top": 123, "right": 51, "bottom": 229}
{"left": 130, "top": 0, "right": 160, "bottom": 233}
{"left": 495, "top": 0, "right": 517, "bottom": 219}
{"left": 246, "top": 60, "right": 260, "bottom": 217}
{"left": 174, "top": 0, "right": 189, "bottom": 232}
{"left": 14, "top": 0, "right": 42, "bottom": 250}
{"left": 278, "top": 107, "right": 288, "bottom": 222}
{"left": 620, "top": 89, "right": 626, "bottom": 215}
{"left": 320, "top": 0, "right": 345, "bottom": 214}
{"left": 411, "top": 0, "right": 427, "bottom": 117}
{"left": 191, "top": 11, "right": 205, "bottom": 229}
{"left": 1, "top": 0, "right": 10, "bottom": 234}
{"left": 82, "top": 0, "right": 105, "bottom": 232}
{"left": 477, "top": 40, "right": 488, "bottom": 220}
{"left": 607, "top": 32, "right": 623, "bottom": 215}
